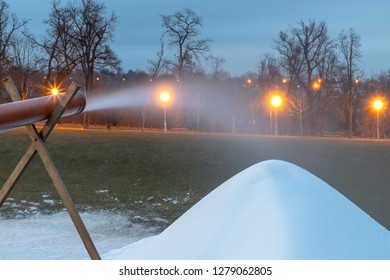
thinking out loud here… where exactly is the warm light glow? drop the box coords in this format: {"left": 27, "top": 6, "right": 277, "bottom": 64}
{"left": 160, "top": 91, "right": 171, "bottom": 103}
{"left": 282, "top": 78, "right": 288, "bottom": 84}
{"left": 51, "top": 88, "right": 59, "bottom": 95}
{"left": 247, "top": 78, "right": 252, "bottom": 84}
{"left": 312, "top": 78, "right": 322, "bottom": 90}
{"left": 373, "top": 99, "right": 384, "bottom": 110}
{"left": 270, "top": 94, "right": 283, "bottom": 108}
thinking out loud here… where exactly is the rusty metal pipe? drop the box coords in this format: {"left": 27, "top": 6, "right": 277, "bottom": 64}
{"left": 0, "top": 91, "right": 86, "bottom": 132}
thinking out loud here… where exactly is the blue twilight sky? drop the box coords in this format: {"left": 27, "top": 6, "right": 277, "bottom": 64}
{"left": 8, "top": 0, "right": 390, "bottom": 77}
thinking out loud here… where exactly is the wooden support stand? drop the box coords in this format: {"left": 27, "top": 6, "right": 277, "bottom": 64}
{"left": 0, "top": 77, "right": 101, "bottom": 260}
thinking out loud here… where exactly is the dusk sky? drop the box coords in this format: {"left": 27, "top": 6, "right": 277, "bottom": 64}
{"left": 8, "top": 0, "right": 390, "bottom": 77}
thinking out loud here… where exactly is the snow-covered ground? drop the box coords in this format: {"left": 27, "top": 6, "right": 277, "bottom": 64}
{"left": 0, "top": 211, "right": 159, "bottom": 260}
{"left": 1, "top": 160, "right": 389, "bottom": 260}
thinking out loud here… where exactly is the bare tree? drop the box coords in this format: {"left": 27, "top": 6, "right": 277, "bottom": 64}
{"left": 257, "top": 54, "right": 281, "bottom": 90}
{"left": 161, "top": 8, "right": 210, "bottom": 79}
{"left": 274, "top": 31, "right": 304, "bottom": 85}
{"left": 209, "top": 56, "right": 229, "bottom": 80}
{"left": 40, "top": 0, "right": 80, "bottom": 88}
{"left": 148, "top": 41, "right": 170, "bottom": 80}
{"left": 291, "top": 20, "right": 331, "bottom": 96}
{"left": 9, "top": 35, "right": 45, "bottom": 99}
{"left": 67, "top": 0, "right": 120, "bottom": 128}
{"left": 159, "top": 8, "right": 211, "bottom": 127}
{"left": 287, "top": 87, "right": 309, "bottom": 135}
{"left": 338, "top": 28, "right": 362, "bottom": 138}
{"left": 0, "top": 1, "right": 29, "bottom": 83}
{"left": 141, "top": 42, "right": 170, "bottom": 131}
{"left": 274, "top": 19, "right": 334, "bottom": 134}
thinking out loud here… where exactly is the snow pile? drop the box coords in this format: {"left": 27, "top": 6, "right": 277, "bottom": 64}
{"left": 104, "top": 160, "right": 390, "bottom": 260}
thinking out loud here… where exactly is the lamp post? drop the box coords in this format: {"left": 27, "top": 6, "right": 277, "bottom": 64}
{"left": 373, "top": 98, "right": 384, "bottom": 139}
{"left": 160, "top": 91, "right": 170, "bottom": 132}
{"left": 270, "top": 94, "right": 283, "bottom": 136}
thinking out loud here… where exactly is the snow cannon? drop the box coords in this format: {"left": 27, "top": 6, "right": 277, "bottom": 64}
{"left": 0, "top": 91, "right": 86, "bottom": 132}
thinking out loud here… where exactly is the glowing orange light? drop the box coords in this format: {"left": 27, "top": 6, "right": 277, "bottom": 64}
{"left": 282, "top": 78, "right": 288, "bottom": 84}
{"left": 312, "top": 78, "right": 322, "bottom": 90}
{"left": 51, "top": 88, "right": 59, "bottom": 95}
{"left": 270, "top": 94, "right": 283, "bottom": 108}
{"left": 373, "top": 99, "right": 384, "bottom": 110}
{"left": 160, "top": 91, "right": 170, "bottom": 103}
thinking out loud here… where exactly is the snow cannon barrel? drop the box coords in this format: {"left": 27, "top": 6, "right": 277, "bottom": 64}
{"left": 0, "top": 91, "right": 86, "bottom": 132}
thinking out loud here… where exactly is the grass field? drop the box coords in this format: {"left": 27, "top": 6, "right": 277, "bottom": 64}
{"left": 1, "top": 128, "right": 389, "bottom": 231}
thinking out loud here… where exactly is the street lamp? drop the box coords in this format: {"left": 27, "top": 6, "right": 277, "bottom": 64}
{"left": 270, "top": 94, "right": 283, "bottom": 136}
{"left": 51, "top": 87, "right": 59, "bottom": 95}
{"left": 160, "top": 91, "right": 171, "bottom": 132}
{"left": 312, "top": 78, "right": 322, "bottom": 91}
{"left": 373, "top": 98, "right": 384, "bottom": 139}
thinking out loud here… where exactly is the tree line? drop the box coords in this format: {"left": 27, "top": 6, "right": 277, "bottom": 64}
{"left": 1, "top": 0, "right": 390, "bottom": 137}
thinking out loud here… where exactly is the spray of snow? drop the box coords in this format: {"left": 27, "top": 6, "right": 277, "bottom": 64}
{"left": 85, "top": 87, "right": 149, "bottom": 112}
{"left": 84, "top": 82, "right": 176, "bottom": 112}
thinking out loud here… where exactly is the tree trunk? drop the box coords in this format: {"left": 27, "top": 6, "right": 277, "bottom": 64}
{"left": 141, "top": 108, "right": 146, "bottom": 132}
{"left": 348, "top": 102, "right": 353, "bottom": 138}
{"left": 299, "top": 111, "right": 303, "bottom": 136}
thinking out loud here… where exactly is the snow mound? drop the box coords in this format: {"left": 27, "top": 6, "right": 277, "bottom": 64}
{"left": 104, "top": 160, "right": 390, "bottom": 260}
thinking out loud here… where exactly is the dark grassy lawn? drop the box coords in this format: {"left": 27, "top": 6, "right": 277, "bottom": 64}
{"left": 1, "top": 128, "right": 389, "bottom": 230}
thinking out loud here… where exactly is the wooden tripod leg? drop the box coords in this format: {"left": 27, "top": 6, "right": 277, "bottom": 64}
{"left": 0, "top": 77, "right": 100, "bottom": 260}
{"left": 0, "top": 144, "right": 37, "bottom": 207}
{"left": 27, "top": 125, "right": 101, "bottom": 260}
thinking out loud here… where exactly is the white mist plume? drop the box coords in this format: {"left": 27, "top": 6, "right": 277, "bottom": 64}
{"left": 85, "top": 85, "right": 153, "bottom": 112}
